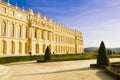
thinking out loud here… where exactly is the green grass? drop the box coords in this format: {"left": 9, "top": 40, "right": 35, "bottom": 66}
{"left": 111, "top": 62, "right": 120, "bottom": 67}
{"left": 109, "top": 54, "right": 120, "bottom": 58}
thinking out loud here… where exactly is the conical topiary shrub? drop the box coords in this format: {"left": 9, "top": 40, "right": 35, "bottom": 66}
{"left": 44, "top": 46, "right": 52, "bottom": 62}
{"left": 97, "top": 41, "right": 110, "bottom": 66}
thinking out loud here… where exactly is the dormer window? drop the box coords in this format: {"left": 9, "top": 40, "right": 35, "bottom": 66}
{"left": 10, "top": 10, "right": 14, "bottom": 16}
{"left": 18, "top": 13, "right": 22, "bottom": 19}
{"left": 1, "top": 7, "right": 6, "bottom": 14}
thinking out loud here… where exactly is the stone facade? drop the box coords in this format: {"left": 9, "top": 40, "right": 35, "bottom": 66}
{"left": 0, "top": 0, "right": 83, "bottom": 56}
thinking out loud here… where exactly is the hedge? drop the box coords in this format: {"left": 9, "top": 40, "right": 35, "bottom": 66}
{"left": 37, "top": 53, "right": 97, "bottom": 62}
{"left": 0, "top": 55, "right": 44, "bottom": 64}
{"left": 106, "top": 66, "right": 120, "bottom": 79}
{"left": 90, "top": 64, "right": 107, "bottom": 69}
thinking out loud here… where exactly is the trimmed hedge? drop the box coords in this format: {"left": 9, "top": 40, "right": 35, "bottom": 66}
{"left": 90, "top": 64, "right": 107, "bottom": 69}
{"left": 106, "top": 66, "right": 120, "bottom": 79}
{"left": 97, "top": 41, "right": 110, "bottom": 66}
{"left": 44, "top": 46, "right": 52, "bottom": 61}
{"left": 37, "top": 53, "right": 97, "bottom": 63}
{"left": 0, "top": 53, "right": 119, "bottom": 64}
{"left": 0, "top": 55, "right": 44, "bottom": 64}
{"left": 90, "top": 64, "right": 120, "bottom": 79}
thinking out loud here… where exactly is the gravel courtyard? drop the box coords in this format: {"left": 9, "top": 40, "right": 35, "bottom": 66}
{"left": 5, "top": 58, "right": 120, "bottom": 80}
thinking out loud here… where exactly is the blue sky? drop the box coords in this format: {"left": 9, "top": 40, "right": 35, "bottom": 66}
{"left": 3, "top": 0, "right": 120, "bottom": 48}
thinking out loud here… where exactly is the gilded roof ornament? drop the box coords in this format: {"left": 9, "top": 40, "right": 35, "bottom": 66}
{"left": 48, "top": 18, "right": 52, "bottom": 22}
{"left": 36, "top": 12, "right": 41, "bottom": 18}
{"left": 28, "top": 8, "right": 34, "bottom": 15}
{"left": 42, "top": 15, "right": 47, "bottom": 20}
{"left": 16, "top": 2, "right": 18, "bottom": 9}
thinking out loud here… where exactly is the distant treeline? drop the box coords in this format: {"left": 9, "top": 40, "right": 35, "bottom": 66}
{"left": 84, "top": 47, "right": 120, "bottom": 53}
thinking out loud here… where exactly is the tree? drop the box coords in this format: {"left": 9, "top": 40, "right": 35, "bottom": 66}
{"left": 113, "top": 51, "right": 116, "bottom": 54}
{"left": 107, "top": 49, "right": 110, "bottom": 55}
{"left": 44, "top": 46, "right": 52, "bottom": 61}
{"left": 97, "top": 41, "right": 110, "bottom": 66}
{"left": 109, "top": 50, "right": 112, "bottom": 54}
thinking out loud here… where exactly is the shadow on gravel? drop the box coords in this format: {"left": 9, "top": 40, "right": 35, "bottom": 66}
{"left": 12, "top": 67, "right": 98, "bottom": 77}
{"left": 3, "top": 61, "right": 36, "bottom": 66}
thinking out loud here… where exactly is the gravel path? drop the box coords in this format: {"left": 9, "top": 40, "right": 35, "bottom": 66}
{"left": 5, "top": 58, "right": 120, "bottom": 80}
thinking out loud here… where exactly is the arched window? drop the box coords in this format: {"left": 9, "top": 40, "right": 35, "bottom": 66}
{"left": 49, "top": 44, "right": 52, "bottom": 52}
{"left": 19, "top": 42, "right": 22, "bottom": 54}
{"left": 10, "top": 24, "right": 14, "bottom": 37}
{"left": 18, "top": 25, "right": 21, "bottom": 38}
{"left": 35, "top": 29, "right": 37, "bottom": 38}
{"left": 2, "top": 40, "right": 7, "bottom": 54}
{"left": 42, "top": 44, "right": 46, "bottom": 53}
{"left": 25, "top": 42, "right": 28, "bottom": 54}
{"left": 35, "top": 43, "right": 39, "bottom": 54}
{"left": 11, "top": 41, "right": 15, "bottom": 54}
{"left": 1, "top": 21, "right": 6, "bottom": 36}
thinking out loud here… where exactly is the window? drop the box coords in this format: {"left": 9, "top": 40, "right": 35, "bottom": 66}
{"left": 25, "top": 16, "right": 27, "bottom": 21}
{"left": 1, "top": 7, "right": 6, "bottom": 14}
{"left": 35, "top": 29, "right": 37, "bottom": 38}
{"left": 41, "top": 30, "right": 44, "bottom": 39}
{"left": 1, "top": 21, "right": 6, "bottom": 36}
{"left": 36, "top": 43, "right": 39, "bottom": 53}
{"left": 18, "top": 25, "right": 21, "bottom": 38}
{"left": 18, "top": 13, "right": 22, "bottom": 19}
{"left": 25, "top": 27, "right": 28, "bottom": 38}
{"left": 10, "top": 24, "right": 14, "bottom": 37}
{"left": 10, "top": 10, "right": 14, "bottom": 16}
{"left": 2, "top": 40, "right": 7, "bottom": 54}
{"left": 19, "top": 42, "right": 22, "bottom": 54}
{"left": 11, "top": 41, "right": 15, "bottom": 54}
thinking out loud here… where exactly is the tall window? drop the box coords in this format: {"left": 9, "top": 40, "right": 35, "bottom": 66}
{"left": 25, "top": 42, "right": 28, "bottom": 54}
{"left": 19, "top": 42, "right": 22, "bottom": 54}
{"left": 1, "top": 21, "right": 6, "bottom": 36}
{"left": 35, "top": 29, "right": 37, "bottom": 38}
{"left": 41, "top": 30, "right": 44, "bottom": 39}
{"left": 2, "top": 40, "right": 7, "bottom": 54}
{"left": 36, "top": 43, "right": 39, "bottom": 53}
{"left": 10, "top": 24, "right": 14, "bottom": 37}
{"left": 18, "top": 25, "right": 21, "bottom": 38}
{"left": 25, "top": 27, "right": 27, "bottom": 38}
{"left": 42, "top": 44, "right": 46, "bottom": 53}
{"left": 1, "top": 7, "right": 6, "bottom": 14}
{"left": 11, "top": 41, "right": 15, "bottom": 54}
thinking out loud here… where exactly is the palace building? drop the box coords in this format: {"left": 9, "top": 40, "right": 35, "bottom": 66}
{"left": 0, "top": 0, "right": 83, "bottom": 56}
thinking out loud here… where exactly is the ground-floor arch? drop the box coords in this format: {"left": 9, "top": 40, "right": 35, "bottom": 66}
{"left": 25, "top": 42, "right": 28, "bottom": 54}
{"left": 11, "top": 41, "right": 15, "bottom": 54}
{"left": 35, "top": 43, "right": 39, "bottom": 54}
{"left": 19, "top": 42, "right": 22, "bottom": 54}
{"left": 2, "top": 40, "right": 7, "bottom": 54}
{"left": 42, "top": 43, "right": 46, "bottom": 53}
